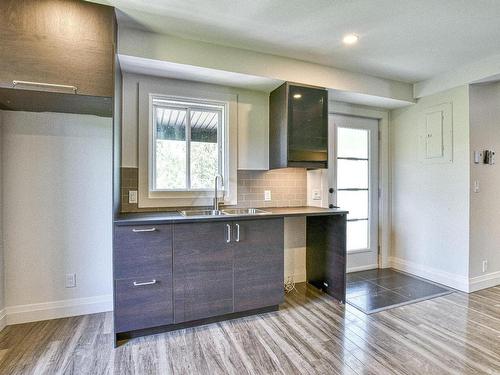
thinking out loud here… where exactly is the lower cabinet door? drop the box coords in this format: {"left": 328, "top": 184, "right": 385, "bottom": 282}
{"left": 173, "top": 222, "right": 234, "bottom": 323}
{"left": 114, "top": 274, "right": 173, "bottom": 333}
{"left": 234, "top": 218, "right": 284, "bottom": 312}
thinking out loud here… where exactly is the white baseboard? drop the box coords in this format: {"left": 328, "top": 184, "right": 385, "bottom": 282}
{"left": 469, "top": 270, "right": 500, "bottom": 292}
{"left": 285, "top": 272, "right": 306, "bottom": 283}
{"left": 6, "top": 294, "right": 113, "bottom": 326}
{"left": 347, "top": 264, "right": 378, "bottom": 273}
{"left": 0, "top": 309, "right": 6, "bottom": 332}
{"left": 389, "top": 257, "right": 469, "bottom": 292}
{"left": 294, "top": 272, "right": 307, "bottom": 283}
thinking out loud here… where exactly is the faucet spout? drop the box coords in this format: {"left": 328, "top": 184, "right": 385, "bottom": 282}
{"left": 213, "top": 174, "right": 224, "bottom": 211}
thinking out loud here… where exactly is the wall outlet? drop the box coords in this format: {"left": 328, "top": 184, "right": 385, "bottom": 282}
{"left": 264, "top": 190, "right": 272, "bottom": 201}
{"left": 482, "top": 260, "right": 488, "bottom": 273}
{"left": 65, "top": 273, "right": 76, "bottom": 288}
{"left": 129, "top": 190, "right": 138, "bottom": 204}
{"left": 312, "top": 189, "right": 321, "bottom": 200}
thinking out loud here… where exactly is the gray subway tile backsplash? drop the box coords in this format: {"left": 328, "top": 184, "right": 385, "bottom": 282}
{"left": 120, "top": 167, "right": 307, "bottom": 213}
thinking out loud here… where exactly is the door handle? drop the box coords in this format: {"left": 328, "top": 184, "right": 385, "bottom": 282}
{"left": 226, "top": 224, "right": 231, "bottom": 243}
{"left": 235, "top": 224, "right": 240, "bottom": 242}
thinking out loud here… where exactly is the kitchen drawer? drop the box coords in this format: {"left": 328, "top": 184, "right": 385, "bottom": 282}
{"left": 114, "top": 274, "right": 173, "bottom": 333}
{"left": 114, "top": 224, "right": 172, "bottom": 280}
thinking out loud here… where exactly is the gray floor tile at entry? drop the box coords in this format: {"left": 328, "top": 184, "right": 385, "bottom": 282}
{"left": 346, "top": 268, "right": 452, "bottom": 314}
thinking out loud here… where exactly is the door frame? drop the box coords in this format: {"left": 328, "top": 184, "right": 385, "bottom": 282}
{"left": 328, "top": 101, "right": 391, "bottom": 270}
{"left": 332, "top": 114, "right": 379, "bottom": 270}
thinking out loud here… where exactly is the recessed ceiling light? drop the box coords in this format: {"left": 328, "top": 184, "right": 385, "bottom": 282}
{"left": 293, "top": 94, "right": 302, "bottom": 99}
{"left": 343, "top": 33, "right": 359, "bottom": 45}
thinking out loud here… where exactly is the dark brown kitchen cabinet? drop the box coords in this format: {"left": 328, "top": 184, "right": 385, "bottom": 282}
{"left": 0, "top": 0, "right": 115, "bottom": 115}
{"left": 113, "top": 217, "right": 285, "bottom": 338}
{"left": 269, "top": 82, "right": 328, "bottom": 169}
{"left": 114, "top": 224, "right": 172, "bottom": 280}
{"left": 114, "top": 274, "right": 173, "bottom": 333}
{"left": 113, "top": 224, "right": 173, "bottom": 333}
{"left": 173, "top": 218, "right": 285, "bottom": 323}
{"left": 233, "top": 218, "right": 284, "bottom": 312}
{"left": 173, "top": 221, "right": 234, "bottom": 323}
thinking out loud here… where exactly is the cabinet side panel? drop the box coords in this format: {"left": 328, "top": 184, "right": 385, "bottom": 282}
{"left": 269, "top": 83, "right": 287, "bottom": 169}
{"left": 306, "top": 215, "right": 346, "bottom": 302}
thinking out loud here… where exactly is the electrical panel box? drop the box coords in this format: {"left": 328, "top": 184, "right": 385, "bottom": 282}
{"left": 419, "top": 103, "right": 453, "bottom": 164}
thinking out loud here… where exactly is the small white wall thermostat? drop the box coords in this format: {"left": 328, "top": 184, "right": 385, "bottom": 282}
{"left": 474, "top": 151, "right": 482, "bottom": 164}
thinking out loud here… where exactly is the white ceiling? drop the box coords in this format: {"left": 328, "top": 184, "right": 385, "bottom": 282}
{"left": 93, "top": 0, "right": 500, "bottom": 83}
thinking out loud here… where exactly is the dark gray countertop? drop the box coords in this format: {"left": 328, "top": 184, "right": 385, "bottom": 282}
{"left": 114, "top": 206, "right": 348, "bottom": 226}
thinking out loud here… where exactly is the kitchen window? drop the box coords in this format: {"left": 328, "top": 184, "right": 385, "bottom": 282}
{"left": 150, "top": 96, "right": 226, "bottom": 192}
{"left": 137, "top": 77, "right": 238, "bottom": 208}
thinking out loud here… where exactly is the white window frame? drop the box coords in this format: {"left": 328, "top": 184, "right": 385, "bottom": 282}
{"left": 136, "top": 76, "right": 238, "bottom": 209}
{"left": 149, "top": 95, "right": 227, "bottom": 193}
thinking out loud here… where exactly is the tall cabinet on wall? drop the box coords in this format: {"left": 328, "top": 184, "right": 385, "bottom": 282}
{"left": 269, "top": 82, "right": 328, "bottom": 169}
{"left": 0, "top": 0, "right": 116, "bottom": 116}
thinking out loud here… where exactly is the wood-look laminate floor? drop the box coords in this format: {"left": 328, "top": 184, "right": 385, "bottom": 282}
{"left": 1, "top": 283, "right": 500, "bottom": 375}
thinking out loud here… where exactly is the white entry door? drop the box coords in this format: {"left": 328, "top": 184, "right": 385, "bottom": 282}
{"left": 331, "top": 114, "right": 379, "bottom": 271}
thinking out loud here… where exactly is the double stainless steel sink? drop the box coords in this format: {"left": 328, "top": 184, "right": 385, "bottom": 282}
{"left": 179, "top": 208, "right": 269, "bottom": 217}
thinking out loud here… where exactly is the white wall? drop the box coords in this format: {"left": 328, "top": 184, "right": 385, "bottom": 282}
{"left": 2, "top": 111, "right": 113, "bottom": 324}
{"left": 390, "top": 86, "right": 471, "bottom": 291}
{"left": 469, "top": 82, "right": 500, "bottom": 290}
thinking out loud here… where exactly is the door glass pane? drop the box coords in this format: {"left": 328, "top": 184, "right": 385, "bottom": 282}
{"left": 190, "top": 110, "right": 219, "bottom": 189}
{"left": 347, "top": 220, "right": 369, "bottom": 250}
{"left": 155, "top": 106, "right": 187, "bottom": 190}
{"left": 337, "top": 127, "right": 368, "bottom": 158}
{"left": 337, "top": 190, "right": 368, "bottom": 220}
{"left": 337, "top": 159, "right": 368, "bottom": 189}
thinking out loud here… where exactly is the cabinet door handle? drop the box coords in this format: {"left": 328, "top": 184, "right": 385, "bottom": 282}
{"left": 12, "top": 80, "right": 77, "bottom": 94}
{"left": 133, "top": 279, "right": 157, "bottom": 286}
{"left": 226, "top": 224, "right": 231, "bottom": 243}
{"left": 132, "top": 227, "right": 156, "bottom": 233}
{"left": 235, "top": 224, "right": 240, "bottom": 242}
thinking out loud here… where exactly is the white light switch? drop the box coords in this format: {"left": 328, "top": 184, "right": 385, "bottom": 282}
{"left": 264, "top": 190, "right": 272, "bottom": 201}
{"left": 129, "top": 190, "right": 138, "bottom": 204}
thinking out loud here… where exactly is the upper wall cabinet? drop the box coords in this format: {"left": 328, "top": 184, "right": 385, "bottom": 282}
{"left": 269, "top": 83, "right": 328, "bottom": 169}
{"left": 0, "top": 0, "right": 115, "bottom": 116}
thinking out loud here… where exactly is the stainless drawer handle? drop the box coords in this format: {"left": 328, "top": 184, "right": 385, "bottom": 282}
{"left": 13, "top": 80, "right": 77, "bottom": 93}
{"left": 132, "top": 227, "right": 156, "bottom": 233}
{"left": 235, "top": 223, "right": 240, "bottom": 242}
{"left": 226, "top": 224, "right": 231, "bottom": 243}
{"left": 133, "top": 280, "right": 157, "bottom": 286}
